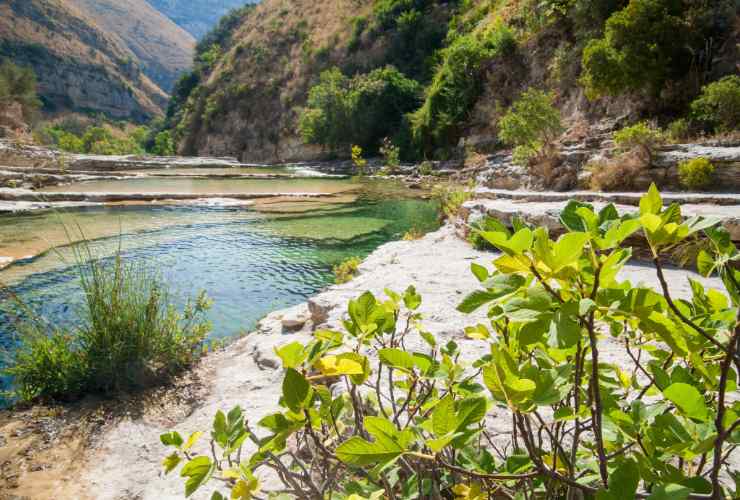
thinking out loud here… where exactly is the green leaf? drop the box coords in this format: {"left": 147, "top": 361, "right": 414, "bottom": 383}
{"left": 335, "top": 436, "right": 403, "bottom": 466}
{"left": 640, "top": 183, "right": 662, "bottom": 215}
{"left": 457, "top": 290, "right": 498, "bottom": 313}
{"left": 560, "top": 200, "right": 594, "bottom": 232}
{"left": 282, "top": 368, "right": 311, "bottom": 412}
{"left": 480, "top": 228, "right": 533, "bottom": 256}
{"left": 180, "top": 456, "right": 214, "bottom": 497}
{"left": 457, "top": 274, "right": 526, "bottom": 313}
{"left": 274, "top": 342, "right": 306, "bottom": 369}
{"left": 403, "top": 285, "right": 422, "bottom": 310}
{"left": 162, "top": 452, "right": 181, "bottom": 474}
{"left": 160, "top": 431, "right": 184, "bottom": 448}
{"left": 551, "top": 232, "right": 589, "bottom": 270}
{"left": 470, "top": 262, "right": 489, "bottom": 282}
{"left": 378, "top": 348, "right": 415, "bottom": 372}
{"left": 646, "top": 484, "right": 691, "bottom": 500}
{"left": 432, "top": 395, "right": 456, "bottom": 437}
{"left": 598, "top": 458, "right": 639, "bottom": 500}
{"left": 548, "top": 312, "right": 581, "bottom": 349}
{"left": 664, "top": 383, "right": 709, "bottom": 421}
{"left": 696, "top": 250, "right": 715, "bottom": 277}
{"left": 426, "top": 433, "right": 461, "bottom": 452}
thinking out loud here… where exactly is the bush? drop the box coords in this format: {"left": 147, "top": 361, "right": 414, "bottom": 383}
{"left": 432, "top": 182, "right": 473, "bottom": 219}
{"left": 160, "top": 185, "right": 740, "bottom": 499}
{"left": 0, "top": 59, "right": 40, "bottom": 119}
{"left": 39, "top": 122, "right": 149, "bottom": 155}
{"left": 151, "top": 130, "right": 176, "bottom": 156}
{"left": 667, "top": 117, "right": 691, "bottom": 142}
{"left": 690, "top": 75, "right": 740, "bottom": 133}
{"left": 678, "top": 157, "right": 714, "bottom": 190}
{"left": 333, "top": 256, "right": 362, "bottom": 284}
{"left": 5, "top": 251, "right": 212, "bottom": 401}
{"left": 586, "top": 152, "right": 647, "bottom": 191}
{"left": 410, "top": 23, "right": 516, "bottom": 155}
{"left": 613, "top": 120, "right": 664, "bottom": 160}
{"left": 402, "top": 227, "right": 424, "bottom": 240}
{"left": 498, "top": 88, "right": 563, "bottom": 166}
{"left": 299, "top": 66, "right": 421, "bottom": 155}
{"left": 580, "top": 0, "right": 688, "bottom": 98}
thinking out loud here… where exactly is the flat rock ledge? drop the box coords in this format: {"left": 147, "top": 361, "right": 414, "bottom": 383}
{"left": 463, "top": 190, "right": 740, "bottom": 241}
{"left": 83, "top": 224, "right": 731, "bottom": 500}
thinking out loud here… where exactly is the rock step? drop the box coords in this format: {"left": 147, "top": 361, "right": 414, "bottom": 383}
{"left": 461, "top": 197, "right": 740, "bottom": 241}
{"left": 475, "top": 187, "right": 740, "bottom": 206}
{"left": 0, "top": 188, "right": 344, "bottom": 203}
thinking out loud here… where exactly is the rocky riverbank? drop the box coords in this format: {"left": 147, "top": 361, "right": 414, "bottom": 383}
{"left": 1, "top": 223, "right": 733, "bottom": 499}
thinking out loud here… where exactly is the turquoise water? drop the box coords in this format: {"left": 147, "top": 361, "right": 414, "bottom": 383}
{"left": 0, "top": 188, "right": 439, "bottom": 398}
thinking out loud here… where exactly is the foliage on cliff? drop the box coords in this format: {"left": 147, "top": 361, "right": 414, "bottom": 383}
{"left": 162, "top": 0, "right": 738, "bottom": 162}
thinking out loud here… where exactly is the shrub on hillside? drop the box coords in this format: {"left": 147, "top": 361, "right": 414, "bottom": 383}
{"left": 678, "top": 157, "right": 714, "bottom": 190}
{"left": 580, "top": 0, "right": 687, "bottom": 98}
{"left": 667, "top": 117, "right": 691, "bottom": 142}
{"left": 691, "top": 75, "right": 740, "bottom": 133}
{"left": 613, "top": 121, "right": 664, "bottom": 160}
{"left": 160, "top": 185, "right": 740, "bottom": 500}
{"left": 410, "top": 22, "right": 516, "bottom": 156}
{"left": 0, "top": 59, "right": 40, "bottom": 120}
{"left": 151, "top": 130, "right": 176, "bottom": 156}
{"left": 498, "top": 88, "right": 563, "bottom": 167}
{"left": 5, "top": 251, "right": 211, "bottom": 401}
{"left": 299, "top": 66, "right": 420, "bottom": 155}
{"left": 431, "top": 181, "right": 473, "bottom": 220}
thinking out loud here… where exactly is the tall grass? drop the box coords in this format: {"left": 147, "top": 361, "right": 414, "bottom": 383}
{"left": 3, "top": 241, "right": 212, "bottom": 402}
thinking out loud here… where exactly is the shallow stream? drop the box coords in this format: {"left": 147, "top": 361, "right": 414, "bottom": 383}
{"left": 0, "top": 172, "right": 439, "bottom": 397}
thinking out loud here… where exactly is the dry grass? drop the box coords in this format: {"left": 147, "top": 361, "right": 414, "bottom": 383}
{"left": 587, "top": 150, "right": 649, "bottom": 191}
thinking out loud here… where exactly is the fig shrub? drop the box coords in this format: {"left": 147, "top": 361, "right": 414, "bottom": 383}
{"left": 161, "top": 184, "right": 739, "bottom": 499}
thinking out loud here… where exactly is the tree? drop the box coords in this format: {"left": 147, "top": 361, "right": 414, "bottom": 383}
{"left": 580, "top": 0, "right": 688, "bottom": 98}
{"left": 498, "top": 88, "right": 563, "bottom": 166}
{"left": 691, "top": 75, "right": 740, "bottom": 133}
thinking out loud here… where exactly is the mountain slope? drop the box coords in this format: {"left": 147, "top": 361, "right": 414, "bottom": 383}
{"left": 0, "top": 0, "right": 166, "bottom": 121}
{"left": 148, "top": 0, "right": 256, "bottom": 39}
{"left": 68, "top": 0, "right": 195, "bottom": 92}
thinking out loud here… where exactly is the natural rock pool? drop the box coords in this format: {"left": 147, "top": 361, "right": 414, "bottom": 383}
{"left": 0, "top": 175, "right": 439, "bottom": 398}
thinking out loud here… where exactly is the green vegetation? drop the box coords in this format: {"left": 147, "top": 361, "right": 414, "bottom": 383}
{"left": 498, "top": 88, "right": 563, "bottom": 166}
{"left": 5, "top": 249, "right": 211, "bottom": 402}
{"left": 160, "top": 186, "right": 740, "bottom": 499}
{"left": 299, "top": 66, "right": 420, "bottom": 155}
{"left": 580, "top": 0, "right": 734, "bottom": 100}
{"left": 379, "top": 137, "right": 401, "bottom": 173}
{"left": 678, "top": 157, "right": 715, "bottom": 190}
{"left": 410, "top": 22, "right": 516, "bottom": 156}
{"left": 613, "top": 120, "right": 665, "bottom": 159}
{"left": 333, "top": 256, "right": 362, "bottom": 284}
{"left": 432, "top": 182, "right": 473, "bottom": 220}
{"left": 690, "top": 75, "right": 740, "bottom": 133}
{"left": 467, "top": 214, "right": 507, "bottom": 250}
{"left": 151, "top": 130, "right": 176, "bottom": 156}
{"left": 0, "top": 59, "right": 40, "bottom": 120}
{"left": 350, "top": 144, "right": 367, "bottom": 175}
{"left": 38, "top": 122, "right": 150, "bottom": 155}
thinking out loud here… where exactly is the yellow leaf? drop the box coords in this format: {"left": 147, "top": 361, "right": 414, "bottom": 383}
{"left": 316, "top": 355, "right": 364, "bottom": 376}
{"left": 182, "top": 431, "right": 203, "bottom": 452}
{"left": 222, "top": 468, "right": 240, "bottom": 480}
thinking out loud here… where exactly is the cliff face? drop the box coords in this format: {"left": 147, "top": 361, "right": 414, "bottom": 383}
{"left": 0, "top": 0, "right": 169, "bottom": 121}
{"left": 67, "top": 0, "right": 195, "bottom": 92}
{"left": 147, "top": 0, "right": 257, "bottom": 39}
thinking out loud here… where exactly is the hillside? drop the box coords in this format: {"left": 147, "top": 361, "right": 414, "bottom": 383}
{"left": 67, "top": 0, "right": 195, "bottom": 92}
{"left": 0, "top": 0, "right": 167, "bottom": 121}
{"left": 165, "top": 0, "right": 739, "bottom": 163}
{"left": 148, "top": 0, "right": 257, "bottom": 39}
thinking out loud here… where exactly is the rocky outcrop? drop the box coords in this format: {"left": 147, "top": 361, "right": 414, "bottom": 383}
{"left": 147, "top": 0, "right": 255, "bottom": 39}
{"left": 477, "top": 132, "right": 740, "bottom": 193}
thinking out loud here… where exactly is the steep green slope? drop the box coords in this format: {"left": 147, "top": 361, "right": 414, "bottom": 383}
{"left": 165, "top": 0, "right": 739, "bottom": 163}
